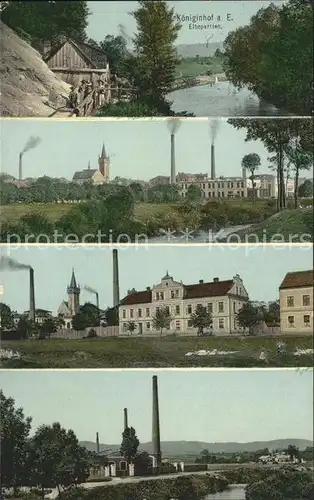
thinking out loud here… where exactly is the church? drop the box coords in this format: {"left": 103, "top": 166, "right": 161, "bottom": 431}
{"left": 57, "top": 269, "right": 81, "bottom": 329}
{"left": 72, "top": 143, "right": 110, "bottom": 185}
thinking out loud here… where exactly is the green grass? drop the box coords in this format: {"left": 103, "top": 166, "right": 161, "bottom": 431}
{"left": 0, "top": 202, "right": 71, "bottom": 223}
{"left": 0, "top": 335, "right": 312, "bottom": 369}
{"left": 175, "top": 59, "right": 224, "bottom": 78}
{"left": 228, "top": 208, "right": 313, "bottom": 243}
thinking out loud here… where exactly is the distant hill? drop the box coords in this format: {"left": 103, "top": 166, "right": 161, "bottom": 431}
{"left": 80, "top": 439, "right": 312, "bottom": 456}
{"left": 176, "top": 42, "right": 224, "bottom": 58}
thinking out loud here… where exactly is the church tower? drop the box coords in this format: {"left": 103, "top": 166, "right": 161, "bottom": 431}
{"left": 98, "top": 143, "right": 110, "bottom": 183}
{"left": 67, "top": 269, "right": 80, "bottom": 316}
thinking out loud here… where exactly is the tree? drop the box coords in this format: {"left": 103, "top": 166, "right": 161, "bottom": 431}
{"left": 2, "top": 1, "right": 90, "bottom": 48}
{"left": 72, "top": 312, "right": 88, "bottom": 332}
{"left": 264, "top": 300, "right": 280, "bottom": 326}
{"left": 190, "top": 304, "right": 213, "bottom": 336}
{"left": 134, "top": 451, "right": 153, "bottom": 475}
{"left": 105, "top": 305, "right": 119, "bottom": 326}
{"left": 39, "top": 316, "right": 62, "bottom": 339}
{"left": 28, "top": 422, "right": 90, "bottom": 498}
{"left": 223, "top": 0, "right": 313, "bottom": 115}
{"left": 298, "top": 179, "right": 313, "bottom": 199}
{"left": 236, "top": 302, "right": 260, "bottom": 334}
{"left": 16, "top": 317, "right": 35, "bottom": 339}
{"left": 0, "top": 303, "right": 14, "bottom": 330}
{"left": 0, "top": 391, "right": 32, "bottom": 490}
{"left": 152, "top": 307, "right": 172, "bottom": 338}
{"left": 120, "top": 426, "right": 139, "bottom": 464}
{"left": 131, "top": 0, "right": 181, "bottom": 110}
{"left": 80, "top": 302, "right": 100, "bottom": 327}
{"left": 241, "top": 153, "right": 261, "bottom": 200}
{"left": 286, "top": 444, "right": 300, "bottom": 462}
{"left": 186, "top": 184, "right": 202, "bottom": 202}
{"left": 246, "top": 468, "right": 313, "bottom": 500}
{"left": 99, "top": 35, "right": 128, "bottom": 74}
{"left": 126, "top": 321, "right": 136, "bottom": 336}
{"left": 283, "top": 139, "right": 313, "bottom": 208}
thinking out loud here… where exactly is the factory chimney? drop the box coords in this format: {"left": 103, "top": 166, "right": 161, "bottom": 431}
{"left": 152, "top": 375, "right": 162, "bottom": 468}
{"left": 19, "top": 153, "right": 23, "bottom": 180}
{"left": 170, "top": 134, "right": 176, "bottom": 184}
{"left": 242, "top": 167, "right": 247, "bottom": 180}
{"left": 210, "top": 144, "right": 216, "bottom": 179}
{"left": 124, "top": 408, "right": 128, "bottom": 430}
{"left": 96, "top": 432, "right": 100, "bottom": 454}
{"left": 95, "top": 292, "right": 99, "bottom": 310}
{"left": 29, "top": 267, "right": 36, "bottom": 323}
{"left": 112, "top": 249, "right": 120, "bottom": 307}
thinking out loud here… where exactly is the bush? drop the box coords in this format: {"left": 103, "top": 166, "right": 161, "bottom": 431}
{"left": 245, "top": 468, "right": 314, "bottom": 500}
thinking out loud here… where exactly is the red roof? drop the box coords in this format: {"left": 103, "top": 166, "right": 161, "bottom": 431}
{"left": 120, "top": 279, "right": 235, "bottom": 306}
{"left": 279, "top": 270, "right": 314, "bottom": 290}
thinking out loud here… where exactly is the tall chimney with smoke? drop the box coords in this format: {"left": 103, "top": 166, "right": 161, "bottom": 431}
{"left": 112, "top": 249, "right": 120, "bottom": 307}
{"left": 95, "top": 292, "right": 99, "bottom": 310}
{"left": 152, "top": 375, "right": 161, "bottom": 468}
{"left": 170, "top": 134, "right": 176, "bottom": 184}
{"left": 96, "top": 432, "right": 100, "bottom": 454}
{"left": 211, "top": 144, "right": 216, "bottom": 179}
{"left": 29, "top": 267, "right": 36, "bottom": 323}
{"left": 19, "top": 153, "right": 23, "bottom": 180}
{"left": 124, "top": 408, "right": 128, "bottom": 430}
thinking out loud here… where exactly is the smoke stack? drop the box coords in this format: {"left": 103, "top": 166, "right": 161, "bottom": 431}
{"left": 170, "top": 134, "right": 176, "bottom": 184}
{"left": 124, "top": 408, "right": 128, "bottom": 430}
{"left": 95, "top": 292, "right": 99, "bottom": 310}
{"left": 152, "top": 375, "right": 161, "bottom": 468}
{"left": 242, "top": 167, "right": 247, "bottom": 179}
{"left": 19, "top": 153, "right": 23, "bottom": 180}
{"left": 29, "top": 267, "right": 36, "bottom": 323}
{"left": 112, "top": 249, "right": 120, "bottom": 307}
{"left": 211, "top": 144, "right": 216, "bottom": 179}
{"left": 96, "top": 432, "right": 100, "bottom": 454}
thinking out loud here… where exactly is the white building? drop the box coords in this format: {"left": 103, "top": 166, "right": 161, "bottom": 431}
{"left": 119, "top": 272, "right": 249, "bottom": 336}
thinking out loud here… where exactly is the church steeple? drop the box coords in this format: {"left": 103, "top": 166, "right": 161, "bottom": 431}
{"left": 67, "top": 268, "right": 80, "bottom": 315}
{"left": 98, "top": 142, "right": 110, "bottom": 183}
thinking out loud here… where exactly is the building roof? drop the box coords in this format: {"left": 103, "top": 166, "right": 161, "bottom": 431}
{"left": 120, "top": 278, "right": 237, "bottom": 306}
{"left": 73, "top": 169, "right": 98, "bottom": 181}
{"left": 279, "top": 270, "right": 314, "bottom": 290}
{"left": 46, "top": 38, "right": 108, "bottom": 69}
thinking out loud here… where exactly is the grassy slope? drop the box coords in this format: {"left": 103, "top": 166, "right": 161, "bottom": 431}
{"left": 224, "top": 208, "right": 313, "bottom": 243}
{"left": 0, "top": 336, "right": 312, "bottom": 369}
{"left": 175, "top": 58, "right": 224, "bottom": 78}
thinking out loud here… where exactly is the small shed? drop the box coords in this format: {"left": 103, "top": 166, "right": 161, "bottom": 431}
{"left": 45, "top": 38, "right": 110, "bottom": 86}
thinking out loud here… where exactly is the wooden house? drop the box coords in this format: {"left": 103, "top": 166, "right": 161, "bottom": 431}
{"left": 45, "top": 38, "right": 110, "bottom": 86}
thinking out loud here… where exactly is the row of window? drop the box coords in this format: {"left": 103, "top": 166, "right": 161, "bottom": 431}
{"left": 122, "top": 317, "right": 228, "bottom": 331}
{"left": 286, "top": 295, "right": 311, "bottom": 307}
{"left": 122, "top": 301, "right": 228, "bottom": 319}
{"left": 287, "top": 315, "right": 311, "bottom": 326}
{"left": 155, "top": 290, "right": 180, "bottom": 300}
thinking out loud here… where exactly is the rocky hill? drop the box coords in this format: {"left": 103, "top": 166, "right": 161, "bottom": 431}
{"left": 0, "top": 21, "right": 70, "bottom": 117}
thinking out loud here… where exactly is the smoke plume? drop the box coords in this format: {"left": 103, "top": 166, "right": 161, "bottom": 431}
{"left": 84, "top": 285, "right": 97, "bottom": 294}
{"left": 167, "top": 118, "right": 181, "bottom": 135}
{"left": 21, "top": 136, "right": 41, "bottom": 155}
{"left": 0, "top": 256, "right": 30, "bottom": 271}
{"left": 209, "top": 119, "right": 220, "bottom": 144}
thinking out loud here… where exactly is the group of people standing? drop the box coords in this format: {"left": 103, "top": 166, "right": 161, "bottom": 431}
{"left": 68, "top": 77, "right": 112, "bottom": 113}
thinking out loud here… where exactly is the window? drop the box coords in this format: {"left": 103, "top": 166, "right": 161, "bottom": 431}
{"left": 233, "top": 302, "right": 236, "bottom": 313}
{"left": 146, "top": 322, "right": 151, "bottom": 330}
{"left": 160, "top": 292, "right": 164, "bottom": 300}
{"left": 165, "top": 306, "right": 170, "bottom": 314}
{"left": 219, "top": 318, "right": 224, "bottom": 329}
{"left": 304, "top": 315, "right": 310, "bottom": 326}
{"left": 175, "top": 320, "right": 180, "bottom": 330}
{"left": 156, "top": 292, "right": 159, "bottom": 300}
{"left": 287, "top": 296, "right": 294, "bottom": 307}
{"left": 130, "top": 309, "right": 134, "bottom": 318}
{"left": 122, "top": 310, "right": 126, "bottom": 319}
{"left": 187, "top": 304, "right": 192, "bottom": 314}
{"left": 303, "top": 295, "right": 310, "bottom": 307}
{"left": 175, "top": 289, "right": 179, "bottom": 297}
{"left": 156, "top": 306, "right": 160, "bottom": 313}
{"left": 288, "top": 315, "right": 295, "bottom": 327}
{"left": 187, "top": 319, "right": 193, "bottom": 328}
{"left": 138, "top": 308, "right": 142, "bottom": 318}
{"left": 122, "top": 323, "right": 127, "bottom": 332}
{"left": 171, "top": 291, "right": 175, "bottom": 299}
{"left": 175, "top": 305, "right": 180, "bottom": 315}
{"left": 146, "top": 308, "right": 150, "bottom": 317}
{"left": 207, "top": 303, "right": 213, "bottom": 313}
{"left": 218, "top": 302, "right": 224, "bottom": 313}
{"left": 197, "top": 303, "right": 202, "bottom": 309}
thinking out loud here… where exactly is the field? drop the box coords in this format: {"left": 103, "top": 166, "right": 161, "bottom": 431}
{"left": 1, "top": 335, "right": 312, "bottom": 369}
{"left": 175, "top": 58, "right": 224, "bottom": 78}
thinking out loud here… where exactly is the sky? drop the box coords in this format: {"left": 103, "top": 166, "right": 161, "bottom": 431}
{"left": 2, "top": 119, "right": 278, "bottom": 181}
{"left": 86, "top": 1, "right": 286, "bottom": 46}
{"left": 0, "top": 370, "right": 312, "bottom": 443}
{"left": 0, "top": 244, "right": 312, "bottom": 314}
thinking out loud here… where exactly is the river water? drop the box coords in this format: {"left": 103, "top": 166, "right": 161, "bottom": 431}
{"left": 205, "top": 484, "right": 247, "bottom": 499}
{"left": 146, "top": 225, "right": 251, "bottom": 243}
{"left": 167, "top": 81, "right": 291, "bottom": 117}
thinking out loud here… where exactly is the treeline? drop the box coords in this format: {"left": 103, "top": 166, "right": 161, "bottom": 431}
{"left": 224, "top": 0, "right": 313, "bottom": 115}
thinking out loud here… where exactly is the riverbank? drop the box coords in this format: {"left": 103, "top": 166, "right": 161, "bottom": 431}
{"left": 1, "top": 335, "right": 312, "bottom": 369}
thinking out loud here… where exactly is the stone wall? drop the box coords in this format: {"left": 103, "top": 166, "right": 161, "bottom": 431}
{"left": 51, "top": 325, "right": 119, "bottom": 339}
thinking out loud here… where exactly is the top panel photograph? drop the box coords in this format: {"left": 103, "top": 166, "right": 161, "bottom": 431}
{"left": 0, "top": 0, "right": 313, "bottom": 118}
